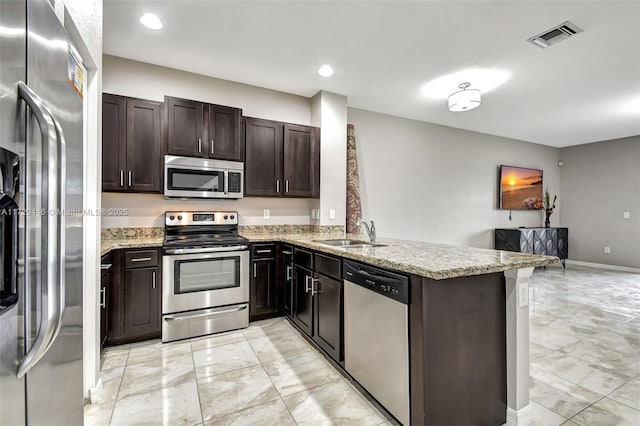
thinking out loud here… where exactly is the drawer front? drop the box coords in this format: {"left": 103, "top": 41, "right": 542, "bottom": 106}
{"left": 314, "top": 252, "right": 341, "bottom": 280}
{"left": 280, "top": 244, "right": 294, "bottom": 260}
{"left": 294, "top": 247, "right": 313, "bottom": 270}
{"left": 124, "top": 249, "right": 159, "bottom": 269}
{"left": 251, "top": 243, "right": 276, "bottom": 259}
{"left": 101, "top": 253, "right": 113, "bottom": 278}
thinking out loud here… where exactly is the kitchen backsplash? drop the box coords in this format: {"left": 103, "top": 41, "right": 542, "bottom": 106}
{"left": 101, "top": 227, "right": 164, "bottom": 240}
{"left": 101, "top": 192, "right": 320, "bottom": 228}
{"left": 101, "top": 225, "right": 345, "bottom": 240}
{"left": 239, "top": 225, "right": 345, "bottom": 234}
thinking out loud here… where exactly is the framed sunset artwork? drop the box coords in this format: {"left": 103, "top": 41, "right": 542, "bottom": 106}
{"left": 499, "top": 165, "right": 543, "bottom": 210}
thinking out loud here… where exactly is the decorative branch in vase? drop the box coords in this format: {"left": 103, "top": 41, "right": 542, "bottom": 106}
{"left": 543, "top": 189, "right": 557, "bottom": 228}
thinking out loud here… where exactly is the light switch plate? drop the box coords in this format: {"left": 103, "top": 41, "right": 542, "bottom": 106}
{"left": 263, "top": 209, "right": 270, "bottom": 219}
{"left": 604, "top": 246, "right": 611, "bottom": 254}
{"left": 624, "top": 212, "right": 631, "bottom": 219}
{"left": 518, "top": 282, "right": 529, "bottom": 307}
{"left": 329, "top": 209, "right": 335, "bottom": 220}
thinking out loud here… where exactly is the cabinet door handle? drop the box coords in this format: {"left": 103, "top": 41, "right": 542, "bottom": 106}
{"left": 285, "top": 180, "right": 289, "bottom": 193}
{"left": 152, "top": 271, "right": 156, "bottom": 289}
{"left": 286, "top": 265, "right": 292, "bottom": 281}
{"left": 256, "top": 249, "right": 272, "bottom": 254}
{"left": 276, "top": 179, "right": 280, "bottom": 193}
{"left": 100, "top": 287, "right": 106, "bottom": 308}
{"left": 211, "top": 139, "right": 214, "bottom": 155}
{"left": 311, "top": 278, "right": 319, "bottom": 296}
{"left": 131, "top": 257, "right": 152, "bottom": 262}
{"left": 128, "top": 170, "right": 132, "bottom": 187}
{"left": 282, "top": 250, "right": 292, "bottom": 255}
{"left": 305, "top": 275, "right": 312, "bottom": 293}
{"left": 253, "top": 263, "right": 257, "bottom": 278}
{"left": 120, "top": 170, "right": 124, "bottom": 187}
{"left": 198, "top": 138, "right": 202, "bottom": 153}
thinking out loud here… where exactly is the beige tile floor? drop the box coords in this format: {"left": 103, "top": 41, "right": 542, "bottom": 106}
{"left": 85, "top": 317, "right": 390, "bottom": 425}
{"left": 86, "top": 265, "right": 640, "bottom": 426}
{"left": 528, "top": 266, "right": 640, "bottom": 426}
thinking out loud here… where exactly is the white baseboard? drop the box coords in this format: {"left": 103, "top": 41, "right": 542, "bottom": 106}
{"left": 565, "top": 260, "right": 640, "bottom": 273}
{"left": 88, "top": 378, "right": 103, "bottom": 404}
{"left": 506, "top": 404, "right": 534, "bottom": 426}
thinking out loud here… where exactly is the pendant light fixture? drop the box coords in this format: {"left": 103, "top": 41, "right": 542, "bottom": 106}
{"left": 448, "top": 82, "right": 481, "bottom": 112}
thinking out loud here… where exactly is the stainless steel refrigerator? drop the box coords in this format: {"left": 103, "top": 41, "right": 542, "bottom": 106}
{"left": 0, "top": 0, "right": 84, "bottom": 424}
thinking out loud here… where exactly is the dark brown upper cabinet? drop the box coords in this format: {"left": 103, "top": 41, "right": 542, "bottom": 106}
{"left": 245, "top": 118, "right": 283, "bottom": 196}
{"left": 102, "top": 94, "right": 162, "bottom": 193}
{"left": 208, "top": 105, "right": 243, "bottom": 161}
{"left": 166, "top": 96, "right": 243, "bottom": 161}
{"left": 283, "top": 124, "right": 320, "bottom": 198}
{"left": 102, "top": 94, "right": 126, "bottom": 191}
{"left": 245, "top": 118, "right": 320, "bottom": 198}
{"left": 166, "top": 97, "right": 203, "bottom": 157}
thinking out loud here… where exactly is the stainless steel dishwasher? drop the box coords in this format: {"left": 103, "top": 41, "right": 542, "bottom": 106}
{"left": 343, "top": 260, "right": 410, "bottom": 426}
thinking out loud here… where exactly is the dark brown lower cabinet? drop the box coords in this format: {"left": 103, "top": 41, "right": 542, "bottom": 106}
{"left": 410, "top": 272, "right": 506, "bottom": 425}
{"left": 123, "top": 268, "right": 160, "bottom": 337}
{"left": 100, "top": 254, "right": 111, "bottom": 349}
{"left": 106, "top": 248, "right": 162, "bottom": 346}
{"left": 249, "top": 243, "right": 280, "bottom": 321}
{"left": 280, "top": 244, "right": 294, "bottom": 317}
{"left": 292, "top": 264, "right": 313, "bottom": 336}
{"left": 291, "top": 248, "right": 342, "bottom": 363}
{"left": 312, "top": 273, "right": 341, "bottom": 362}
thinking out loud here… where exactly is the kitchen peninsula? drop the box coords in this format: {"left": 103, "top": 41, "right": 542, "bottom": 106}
{"left": 101, "top": 228, "right": 557, "bottom": 426}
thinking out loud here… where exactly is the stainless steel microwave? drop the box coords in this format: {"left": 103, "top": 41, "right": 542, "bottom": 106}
{"left": 164, "top": 155, "right": 243, "bottom": 199}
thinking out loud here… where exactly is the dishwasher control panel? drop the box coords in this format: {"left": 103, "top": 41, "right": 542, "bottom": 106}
{"left": 343, "top": 260, "right": 409, "bottom": 304}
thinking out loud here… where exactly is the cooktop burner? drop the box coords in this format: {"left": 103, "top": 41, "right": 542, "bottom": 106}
{"left": 163, "top": 211, "right": 247, "bottom": 249}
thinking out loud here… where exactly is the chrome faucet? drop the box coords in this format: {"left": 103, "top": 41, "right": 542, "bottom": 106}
{"left": 357, "top": 219, "right": 376, "bottom": 243}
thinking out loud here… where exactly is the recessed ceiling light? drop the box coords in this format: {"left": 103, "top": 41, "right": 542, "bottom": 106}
{"left": 318, "top": 65, "right": 334, "bottom": 77}
{"left": 140, "top": 13, "right": 163, "bottom": 30}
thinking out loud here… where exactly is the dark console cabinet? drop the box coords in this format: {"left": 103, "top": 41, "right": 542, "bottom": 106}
{"left": 495, "top": 227, "right": 568, "bottom": 266}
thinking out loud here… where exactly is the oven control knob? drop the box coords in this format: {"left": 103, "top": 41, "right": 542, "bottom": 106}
{"left": 230, "top": 215, "right": 235, "bottom": 220}
{"left": 177, "top": 215, "right": 183, "bottom": 220}
{"left": 169, "top": 215, "right": 175, "bottom": 220}
{"left": 224, "top": 215, "right": 229, "bottom": 220}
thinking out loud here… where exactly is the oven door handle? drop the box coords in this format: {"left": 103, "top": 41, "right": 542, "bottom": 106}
{"left": 164, "top": 305, "right": 248, "bottom": 321}
{"left": 164, "top": 245, "right": 248, "bottom": 255}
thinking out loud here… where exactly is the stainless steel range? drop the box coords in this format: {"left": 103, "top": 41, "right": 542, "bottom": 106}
{"left": 162, "top": 211, "right": 249, "bottom": 343}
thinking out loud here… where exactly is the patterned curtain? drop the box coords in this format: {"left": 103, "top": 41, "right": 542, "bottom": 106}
{"left": 346, "top": 124, "right": 362, "bottom": 234}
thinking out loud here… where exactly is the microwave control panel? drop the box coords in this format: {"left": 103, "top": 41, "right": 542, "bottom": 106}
{"left": 228, "top": 172, "right": 242, "bottom": 193}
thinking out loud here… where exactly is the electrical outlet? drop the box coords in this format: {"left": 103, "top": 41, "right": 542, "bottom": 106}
{"left": 329, "top": 209, "right": 335, "bottom": 220}
{"left": 263, "top": 209, "right": 270, "bottom": 220}
{"left": 604, "top": 246, "right": 611, "bottom": 254}
{"left": 624, "top": 212, "right": 631, "bottom": 219}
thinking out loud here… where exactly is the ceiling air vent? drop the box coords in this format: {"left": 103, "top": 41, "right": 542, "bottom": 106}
{"left": 527, "top": 21, "right": 583, "bottom": 49}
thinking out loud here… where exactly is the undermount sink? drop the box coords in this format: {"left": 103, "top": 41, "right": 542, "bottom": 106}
{"left": 314, "top": 239, "right": 387, "bottom": 248}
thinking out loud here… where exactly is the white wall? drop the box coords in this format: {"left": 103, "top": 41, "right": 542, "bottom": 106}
{"left": 560, "top": 136, "right": 640, "bottom": 268}
{"left": 311, "top": 91, "right": 348, "bottom": 227}
{"left": 347, "top": 108, "right": 561, "bottom": 249}
{"left": 103, "top": 55, "right": 310, "bottom": 124}
{"left": 53, "top": 0, "right": 102, "bottom": 402}
{"left": 102, "top": 55, "right": 316, "bottom": 227}
{"left": 102, "top": 193, "right": 315, "bottom": 228}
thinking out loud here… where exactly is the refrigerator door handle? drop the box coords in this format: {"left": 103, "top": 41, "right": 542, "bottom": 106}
{"left": 52, "top": 110, "right": 67, "bottom": 337}
{"left": 16, "top": 81, "right": 64, "bottom": 379}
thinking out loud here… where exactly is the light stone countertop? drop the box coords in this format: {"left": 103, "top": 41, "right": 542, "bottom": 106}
{"left": 101, "top": 237, "right": 164, "bottom": 256}
{"left": 99, "top": 230, "right": 558, "bottom": 279}
{"left": 241, "top": 231, "right": 559, "bottom": 280}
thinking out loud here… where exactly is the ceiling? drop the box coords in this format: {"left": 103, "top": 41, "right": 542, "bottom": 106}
{"left": 103, "top": 1, "right": 640, "bottom": 148}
